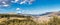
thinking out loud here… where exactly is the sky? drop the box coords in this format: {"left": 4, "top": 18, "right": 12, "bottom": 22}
{"left": 0, "top": 0, "right": 60, "bottom": 14}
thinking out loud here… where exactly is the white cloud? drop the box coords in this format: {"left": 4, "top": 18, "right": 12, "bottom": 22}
{"left": 23, "top": 10, "right": 41, "bottom": 14}
{"left": 15, "top": 0, "right": 19, "bottom": 2}
{"left": 0, "top": 0, "right": 9, "bottom": 7}
{"left": 20, "top": 0, "right": 27, "bottom": 4}
{"left": 3, "top": 4, "right": 9, "bottom": 7}
{"left": 28, "top": 0, "right": 34, "bottom": 4}
{"left": 20, "top": 1, "right": 26, "bottom": 4}
{"left": 11, "top": 1, "right": 14, "bottom": 3}
{"left": 0, "top": 0, "right": 35, "bottom": 5}
{"left": 11, "top": 0, "right": 19, "bottom": 3}
{"left": 16, "top": 8, "right": 25, "bottom": 14}
{"left": 2, "top": 1, "right": 6, "bottom": 4}
{"left": 0, "top": 0, "right": 35, "bottom": 8}
{"left": 20, "top": 0, "right": 34, "bottom": 4}
{"left": 16, "top": 8, "right": 22, "bottom": 13}
{"left": 16, "top": 8, "right": 20, "bottom": 11}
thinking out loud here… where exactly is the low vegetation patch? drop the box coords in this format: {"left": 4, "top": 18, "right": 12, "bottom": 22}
{"left": 0, "top": 16, "right": 60, "bottom": 25}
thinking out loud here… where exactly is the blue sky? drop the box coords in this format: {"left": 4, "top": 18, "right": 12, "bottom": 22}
{"left": 0, "top": 0, "right": 60, "bottom": 14}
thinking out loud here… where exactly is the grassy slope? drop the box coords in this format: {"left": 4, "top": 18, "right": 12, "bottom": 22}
{"left": 0, "top": 14, "right": 60, "bottom": 25}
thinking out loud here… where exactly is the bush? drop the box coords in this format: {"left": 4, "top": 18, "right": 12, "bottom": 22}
{"left": 0, "top": 16, "right": 60, "bottom": 25}
{"left": 48, "top": 16, "right": 60, "bottom": 25}
{"left": 0, "top": 19, "right": 38, "bottom": 25}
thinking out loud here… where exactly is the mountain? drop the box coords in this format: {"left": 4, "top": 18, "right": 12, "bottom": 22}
{"left": 32, "top": 11, "right": 60, "bottom": 23}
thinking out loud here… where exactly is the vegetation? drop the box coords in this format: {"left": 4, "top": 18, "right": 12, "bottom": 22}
{"left": 38, "top": 16, "right": 60, "bottom": 25}
{"left": 48, "top": 16, "right": 60, "bottom": 25}
{"left": 0, "top": 19, "right": 37, "bottom": 25}
{"left": 0, "top": 15, "right": 60, "bottom": 25}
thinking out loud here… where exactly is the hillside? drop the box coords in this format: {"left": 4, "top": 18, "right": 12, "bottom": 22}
{"left": 32, "top": 11, "right": 60, "bottom": 23}
{"left": 0, "top": 11, "right": 60, "bottom": 25}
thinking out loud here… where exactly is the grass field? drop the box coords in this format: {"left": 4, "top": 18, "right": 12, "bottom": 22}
{"left": 0, "top": 15, "right": 60, "bottom": 25}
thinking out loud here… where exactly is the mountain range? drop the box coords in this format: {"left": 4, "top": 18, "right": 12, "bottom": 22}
{"left": 31, "top": 11, "right": 60, "bottom": 23}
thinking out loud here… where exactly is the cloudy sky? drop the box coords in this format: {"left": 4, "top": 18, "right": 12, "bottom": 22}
{"left": 0, "top": 0, "right": 60, "bottom": 14}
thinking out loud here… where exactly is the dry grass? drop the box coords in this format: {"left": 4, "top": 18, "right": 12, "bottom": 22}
{"left": 0, "top": 16, "right": 60, "bottom": 25}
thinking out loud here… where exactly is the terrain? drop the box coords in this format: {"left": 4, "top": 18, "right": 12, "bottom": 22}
{"left": 0, "top": 11, "right": 60, "bottom": 25}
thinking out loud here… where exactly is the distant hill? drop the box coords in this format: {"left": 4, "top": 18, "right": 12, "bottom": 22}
{"left": 32, "top": 11, "right": 60, "bottom": 23}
